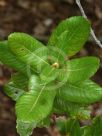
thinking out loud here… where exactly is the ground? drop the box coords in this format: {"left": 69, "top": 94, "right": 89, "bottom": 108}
{"left": 0, "top": 0, "right": 102, "bottom": 135}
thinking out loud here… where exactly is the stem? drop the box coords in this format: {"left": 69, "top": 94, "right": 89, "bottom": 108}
{"left": 76, "top": 0, "right": 102, "bottom": 48}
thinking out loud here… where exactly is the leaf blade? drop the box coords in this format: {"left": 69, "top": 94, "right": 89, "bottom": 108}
{"left": 8, "top": 32, "right": 49, "bottom": 73}
{"left": 16, "top": 76, "right": 56, "bottom": 123}
{"left": 57, "top": 80, "right": 102, "bottom": 104}
{"left": 0, "top": 41, "right": 30, "bottom": 74}
{"left": 67, "top": 57, "right": 100, "bottom": 83}
{"left": 48, "top": 16, "right": 90, "bottom": 60}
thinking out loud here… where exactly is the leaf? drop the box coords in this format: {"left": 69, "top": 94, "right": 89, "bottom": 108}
{"left": 37, "top": 115, "right": 51, "bottom": 128}
{"left": 12, "top": 73, "right": 28, "bottom": 90}
{"left": 16, "top": 121, "right": 36, "bottom": 136}
{"left": 81, "top": 126, "right": 92, "bottom": 136}
{"left": 0, "top": 41, "right": 31, "bottom": 75}
{"left": 4, "top": 72, "right": 30, "bottom": 101}
{"left": 28, "top": 75, "right": 40, "bottom": 91}
{"left": 4, "top": 80, "right": 25, "bottom": 101}
{"left": 8, "top": 32, "right": 49, "bottom": 73}
{"left": 91, "top": 117, "right": 102, "bottom": 136}
{"left": 40, "top": 64, "right": 59, "bottom": 84}
{"left": 16, "top": 90, "right": 56, "bottom": 136}
{"left": 57, "top": 80, "right": 102, "bottom": 104}
{"left": 48, "top": 16, "right": 90, "bottom": 62}
{"left": 56, "top": 118, "right": 81, "bottom": 136}
{"left": 66, "top": 57, "right": 100, "bottom": 83}
{"left": 54, "top": 98, "right": 90, "bottom": 119}
{"left": 57, "top": 56, "right": 99, "bottom": 84}
{"left": 16, "top": 75, "right": 56, "bottom": 124}
{"left": 81, "top": 117, "right": 102, "bottom": 136}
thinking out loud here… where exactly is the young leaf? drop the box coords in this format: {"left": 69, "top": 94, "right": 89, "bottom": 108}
{"left": 16, "top": 76, "right": 56, "bottom": 135}
{"left": 8, "top": 33, "right": 49, "bottom": 73}
{"left": 57, "top": 80, "right": 102, "bottom": 104}
{"left": 0, "top": 41, "right": 30, "bottom": 75}
{"left": 66, "top": 57, "right": 100, "bottom": 83}
{"left": 40, "top": 64, "right": 59, "bottom": 84}
{"left": 48, "top": 16, "right": 90, "bottom": 61}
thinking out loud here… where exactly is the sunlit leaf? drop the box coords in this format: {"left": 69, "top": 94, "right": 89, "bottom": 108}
{"left": 57, "top": 80, "right": 102, "bottom": 104}
{"left": 48, "top": 16, "right": 90, "bottom": 63}
{"left": 66, "top": 57, "right": 99, "bottom": 83}
{"left": 16, "top": 76, "right": 56, "bottom": 135}
{"left": 8, "top": 33, "right": 49, "bottom": 73}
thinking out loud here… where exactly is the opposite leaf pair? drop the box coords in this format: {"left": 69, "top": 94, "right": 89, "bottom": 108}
{"left": 0, "top": 16, "right": 102, "bottom": 136}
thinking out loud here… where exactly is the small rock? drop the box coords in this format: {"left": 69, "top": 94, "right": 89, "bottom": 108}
{"left": 34, "top": 23, "right": 46, "bottom": 37}
{"left": 0, "top": 0, "right": 6, "bottom": 7}
{"left": 43, "top": 18, "right": 53, "bottom": 27}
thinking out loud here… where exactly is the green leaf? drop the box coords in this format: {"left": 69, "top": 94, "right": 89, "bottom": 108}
{"left": 81, "top": 117, "right": 102, "bottom": 136}
{"left": 37, "top": 115, "right": 51, "bottom": 128}
{"left": 16, "top": 89, "right": 56, "bottom": 122}
{"left": 4, "top": 80, "right": 25, "bottom": 101}
{"left": 57, "top": 80, "right": 102, "bottom": 104}
{"left": 91, "top": 117, "right": 102, "bottom": 136}
{"left": 0, "top": 41, "right": 31, "bottom": 75}
{"left": 16, "top": 121, "right": 36, "bottom": 136}
{"left": 16, "top": 76, "right": 56, "bottom": 131}
{"left": 66, "top": 57, "right": 100, "bottom": 83}
{"left": 4, "top": 73, "right": 30, "bottom": 101}
{"left": 56, "top": 118, "right": 81, "bottom": 136}
{"left": 40, "top": 64, "right": 59, "bottom": 84}
{"left": 81, "top": 126, "right": 92, "bottom": 136}
{"left": 48, "top": 16, "right": 90, "bottom": 61}
{"left": 8, "top": 32, "right": 49, "bottom": 73}
{"left": 28, "top": 75, "right": 40, "bottom": 91}
{"left": 54, "top": 98, "right": 90, "bottom": 119}
{"left": 57, "top": 57, "right": 99, "bottom": 84}
{"left": 12, "top": 73, "right": 28, "bottom": 90}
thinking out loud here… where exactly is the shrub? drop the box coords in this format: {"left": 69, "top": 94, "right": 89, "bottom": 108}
{"left": 0, "top": 16, "right": 102, "bottom": 136}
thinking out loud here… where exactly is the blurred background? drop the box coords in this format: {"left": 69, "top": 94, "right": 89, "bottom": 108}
{"left": 0, "top": 0, "right": 102, "bottom": 135}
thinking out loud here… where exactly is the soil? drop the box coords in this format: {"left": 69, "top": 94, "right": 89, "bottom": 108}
{"left": 0, "top": 0, "right": 102, "bottom": 136}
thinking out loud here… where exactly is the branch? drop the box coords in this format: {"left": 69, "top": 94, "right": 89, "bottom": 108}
{"left": 76, "top": 0, "right": 102, "bottom": 48}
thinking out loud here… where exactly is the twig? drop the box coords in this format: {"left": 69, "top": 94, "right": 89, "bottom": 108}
{"left": 76, "top": 0, "right": 102, "bottom": 48}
